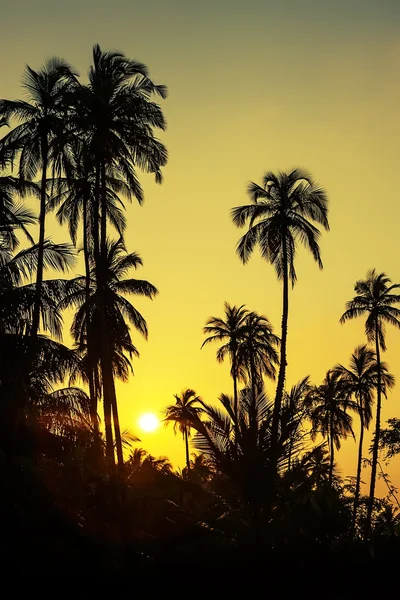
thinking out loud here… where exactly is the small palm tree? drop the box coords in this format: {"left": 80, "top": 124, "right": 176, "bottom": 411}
{"left": 333, "top": 345, "right": 394, "bottom": 531}
{"left": 202, "top": 302, "right": 249, "bottom": 430}
{"left": 306, "top": 370, "right": 357, "bottom": 486}
{"left": 0, "top": 57, "right": 78, "bottom": 336}
{"left": 237, "top": 311, "right": 280, "bottom": 416}
{"left": 231, "top": 168, "right": 329, "bottom": 457}
{"left": 164, "top": 389, "right": 203, "bottom": 475}
{"left": 340, "top": 269, "right": 400, "bottom": 536}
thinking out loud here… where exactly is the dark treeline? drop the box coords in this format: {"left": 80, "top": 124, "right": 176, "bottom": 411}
{"left": 0, "top": 45, "right": 399, "bottom": 593}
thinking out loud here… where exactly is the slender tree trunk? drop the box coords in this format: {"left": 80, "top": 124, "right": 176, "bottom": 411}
{"left": 271, "top": 239, "right": 289, "bottom": 458}
{"left": 329, "top": 428, "right": 335, "bottom": 487}
{"left": 83, "top": 198, "right": 98, "bottom": 429}
{"left": 184, "top": 427, "right": 191, "bottom": 477}
{"left": 93, "top": 160, "right": 101, "bottom": 278}
{"left": 352, "top": 406, "right": 364, "bottom": 534}
{"left": 110, "top": 371, "right": 124, "bottom": 470}
{"left": 100, "top": 161, "right": 107, "bottom": 261}
{"left": 366, "top": 324, "right": 382, "bottom": 538}
{"left": 31, "top": 137, "right": 48, "bottom": 338}
{"left": 101, "top": 353, "right": 115, "bottom": 467}
{"left": 232, "top": 349, "right": 240, "bottom": 449}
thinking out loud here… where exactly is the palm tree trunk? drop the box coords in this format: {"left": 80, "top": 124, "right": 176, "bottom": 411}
{"left": 31, "top": 137, "right": 48, "bottom": 338}
{"left": 329, "top": 412, "right": 334, "bottom": 486}
{"left": 83, "top": 198, "right": 98, "bottom": 429}
{"left": 271, "top": 239, "right": 289, "bottom": 458}
{"left": 366, "top": 324, "right": 382, "bottom": 538}
{"left": 232, "top": 350, "right": 240, "bottom": 448}
{"left": 101, "top": 352, "right": 115, "bottom": 467}
{"left": 100, "top": 161, "right": 107, "bottom": 261}
{"left": 93, "top": 159, "right": 101, "bottom": 277}
{"left": 184, "top": 427, "right": 191, "bottom": 477}
{"left": 352, "top": 408, "right": 364, "bottom": 534}
{"left": 110, "top": 374, "right": 124, "bottom": 471}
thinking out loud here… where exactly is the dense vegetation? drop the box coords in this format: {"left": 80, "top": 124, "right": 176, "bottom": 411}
{"left": 0, "top": 45, "right": 399, "bottom": 591}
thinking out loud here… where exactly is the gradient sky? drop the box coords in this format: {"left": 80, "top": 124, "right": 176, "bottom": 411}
{"left": 1, "top": 0, "right": 399, "bottom": 493}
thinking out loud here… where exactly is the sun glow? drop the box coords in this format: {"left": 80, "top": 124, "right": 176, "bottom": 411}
{"left": 138, "top": 412, "right": 159, "bottom": 433}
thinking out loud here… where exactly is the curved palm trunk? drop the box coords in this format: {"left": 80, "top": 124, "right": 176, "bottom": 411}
{"left": 366, "top": 324, "right": 382, "bottom": 538}
{"left": 31, "top": 137, "right": 48, "bottom": 338}
{"left": 110, "top": 374, "right": 124, "bottom": 470}
{"left": 184, "top": 427, "right": 191, "bottom": 478}
{"left": 352, "top": 406, "right": 364, "bottom": 534}
{"left": 271, "top": 240, "right": 289, "bottom": 458}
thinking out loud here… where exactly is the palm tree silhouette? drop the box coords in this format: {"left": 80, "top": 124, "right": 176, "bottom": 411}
{"left": 340, "top": 269, "right": 400, "bottom": 536}
{"left": 202, "top": 302, "right": 249, "bottom": 435}
{"left": 237, "top": 311, "right": 280, "bottom": 418}
{"left": 70, "top": 44, "right": 167, "bottom": 269}
{"left": 164, "top": 389, "right": 203, "bottom": 475}
{"left": 61, "top": 238, "right": 157, "bottom": 468}
{"left": 306, "top": 370, "right": 356, "bottom": 486}
{"left": 231, "top": 168, "right": 329, "bottom": 457}
{"left": 0, "top": 58, "right": 78, "bottom": 337}
{"left": 333, "top": 345, "right": 394, "bottom": 532}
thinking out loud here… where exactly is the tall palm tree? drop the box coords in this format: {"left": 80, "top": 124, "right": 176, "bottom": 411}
{"left": 333, "top": 345, "right": 394, "bottom": 532}
{"left": 47, "top": 149, "right": 132, "bottom": 420}
{"left": 340, "top": 269, "right": 400, "bottom": 536}
{"left": 306, "top": 370, "right": 356, "bottom": 486}
{"left": 0, "top": 58, "right": 78, "bottom": 337}
{"left": 60, "top": 238, "right": 157, "bottom": 469}
{"left": 202, "top": 302, "right": 249, "bottom": 432}
{"left": 231, "top": 168, "right": 329, "bottom": 456}
{"left": 164, "top": 389, "right": 203, "bottom": 475}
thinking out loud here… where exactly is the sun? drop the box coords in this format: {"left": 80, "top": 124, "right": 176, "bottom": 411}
{"left": 138, "top": 412, "right": 159, "bottom": 433}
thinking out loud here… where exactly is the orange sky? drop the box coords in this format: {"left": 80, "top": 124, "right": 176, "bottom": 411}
{"left": 1, "top": 0, "right": 399, "bottom": 494}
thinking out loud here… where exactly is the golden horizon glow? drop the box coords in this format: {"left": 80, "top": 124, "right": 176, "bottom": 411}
{"left": 138, "top": 412, "right": 160, "bottom": 433}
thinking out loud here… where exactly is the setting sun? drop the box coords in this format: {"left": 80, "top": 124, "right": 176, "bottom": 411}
{"left": 138, "top": 412, "right": 160, "bottom": 433}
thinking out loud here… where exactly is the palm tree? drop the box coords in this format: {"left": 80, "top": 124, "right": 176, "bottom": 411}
{"left": 231, "top": 168, "right": 329, "bottom": 456}
{"left": 237, "top": 311, "right": 280, "bottom": 418}
{"left": 333, "top": 345, "right": 394, "bottom": 532}
{"left": 47, "top": 149, "right": 132, "bottom": 420}
{"left": 202, "top": 302, "right": 249, "bottom": 432}
{"left": 340, "top": 269, "right": 400, "bottom": 536}
{"left": 0, "top": 58, "right": 78, "bottom": 337}
{"left": 60, "top": 237, "right": 157, "bottom": 469}
{"left": 280, "top": 376, "right": 312, "bottom": 471}
{"left": 306, "top": 370, "right": 356, "bottom": 486}
{"left": 70, "top": 44, "right": 167, "bottom": 272}
{"left": 164, "top": 389, "right": 203, "bottom": 475}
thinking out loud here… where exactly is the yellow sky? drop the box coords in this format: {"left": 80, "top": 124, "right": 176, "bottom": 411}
{"left": 1, "top": 0, "right": 400, "bottom": 493}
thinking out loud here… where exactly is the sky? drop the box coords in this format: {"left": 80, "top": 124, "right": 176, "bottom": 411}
{"left": 1, "top": 0, "right": 399, "bottom": 493}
